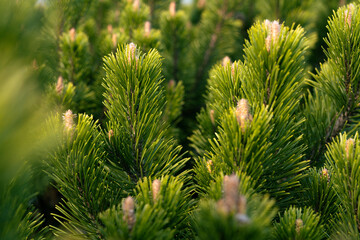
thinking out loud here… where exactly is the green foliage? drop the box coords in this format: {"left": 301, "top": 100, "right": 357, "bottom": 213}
{"left": 189, "top": 61, "right": 245, "bottom": 156}
{"left": 120, "top": 0, "right": 149, "bottom": 38}
{"left": 164, "top": 80, "right": 185, "bottom": 124}
{"left": 194, "top": 175, "right": 277, "bottom": 240}
{"left": 255, "top": 0, "right": 321, "bottom": 47}
{"left": 242, "top": 21, "right": 308, "bottom": 115}
{"left": 194, "top": 198, "right": 276, "bottom": 240}
{"left": 47, "top": 114, "right": 118, "bottom": 238}
{"left": 325, "top": 133, "right": 360, "bottom": 238}
{"left": 59, "top": 29, "right": 91, "bottom": 84}
{"left": 193, "top": 101, "right": 308, "bottom": 208}
{"left": 188, "top": 0, "right": 242, "bottom": 100}
{"left": 302, "top": 89, "right": 338, "bottom": 163}
{"left": 193, "top": 105, "right": 271, "bottom": 191}
{"left": 321, "top": 3, "right": 360, "bottom": 108}
{"left": 163, "top": 80, "right": 185, "bottom": 140}
{"left": 135, "top": 175, "right": 195, "bottom": 238}
{"left": 272, "top": 206, "right": 325, "bottom": 240}
{"left": 299, "top": 167, "right": 339, "bottom": 232}
{"left": 58, "top": 28, "right": 97, "bottom": 114}
{"left": 57, "top": 0, "right": 93, "bottom": 27}
{"left": 191, "top": 21, "right": 311, "bottom": 204}
{"left": 45, "top": 77, "right": 76, "bottom": 115}
{"left": 0, "top": 0, "right": 43, "bottom": 61}
{"left": 253, "top": 0, "right": 356, "bottom": 66}
{"left": 0, "top": 1, "right": 51, "bottom": 239}
{"left": 99, "top": 200, "right": 174, "bottom": 240}
{"left": 103, "top": 44, "right": 188, "bottom": 181}
{"left": 1, "top": 168, "right": 48, "bottom": 240}
{"left": 159, "top": 8, "right": 192, "bottom": 83}
{"left": 306, "top": 3, "right": 360, "bottom": 162}
{"left": 133, "top": 25, "right": 161, "bottom": 53}
{"left": 0, "top": 0, "right": 47, "bottom": 186}
{"left": 0, "top": 64, "right": 44, "bottom": 189}
{"left": 98, "top": 174, "right": 194, "bottom": 240}
{"left": 5, "top": 0, "right": 360, "bottom": 239}
{"left": 203, "top": 173, "right": 257, "bottom": 200}
{"left": 146, "top": 0, "right": 178, "bottom": 26}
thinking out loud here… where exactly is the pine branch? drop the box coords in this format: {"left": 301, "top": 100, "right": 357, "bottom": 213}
{"left": 103, "top": 44, "right": 188, "bottom": 181}
{"left": 324, "top": 133, "right": 360, "bottom": 238}
{"left": 193, "top": 0, "right": 230, "bottom": 91}
{"left": 46, "top": 113, "right": 115, "bottom": 238}
{"left": 160, "top": 7, "right": 190, "bottom": 83}
{"left": 195, "top": 174, "right": 277, "bottom": 240}
{"left": 272, "top": 206, "right": 325, "bottom": 240}
{"left": 307, "top": 3, "right": 360, "bottom": 162}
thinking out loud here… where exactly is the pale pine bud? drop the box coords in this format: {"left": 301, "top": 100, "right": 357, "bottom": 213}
{"left": 211, "top": 33, "right": 218, "bottom": 42}
{"left": 197, "top": 0, "right": 206, "bottom": 9}
{"left": 107, "top": 24, "right": 113, "bottom": 34}
{"left": 108, "top": 129, "right": 114, "bottom": 142}
{"left": 321, "top": 168, "right": 330, "bottom": 181}
{"left": 345, "top": 10, "right": 350, "bottom": 26}
{"left": 216, "top": 199, "right": 228, "bottom": 213}
{"left": 222, "top": 56, "right": 231, "bottom": 66}
{"left": 345, "top": 4, "right": 355, "bottom": 27}
{"left": 265, "top": 35, "right": 271, "bottom": 52}
{"left": 231, "top": 62, "right": 236, "bottom": 77}
{"left": 271, "top": 21, "right": 280, "bottom": 42}
{"left": 115, "top": 9, "right": 120, "bottom": 19}
{"left": 186, "top": 21, "right": 192, "bottom": 29}
{"left": 112, "top": 34, "right": 117, "bottom": 48}
{"left": 169, "top": 1, "right": 176, "bottom": 17}
{"left": 345, "top": 138, "right": 355, "bottom": 159}
{"left": 236, "top": 195, "right": 250, "bottom": 223}
{"left": 264, "top": 19, "right": 271, "bottom": 51}
{"left": 236, "top": 99, "right": 253, "bottom": 132}
{"left": 235, "top": 213, "right": 250, "bottom": 224}
{"left": 206, "top": 160, "right": 213, "bottom": 173}
{"left": 209, "top": 109, "right": 215, "bottom": 125}
{"left": 123, "top": 198, "right": 134, "bottom": 218}
{"left": 237, "top": 195, "right": 246, "bottom": 214}
{"left": 69, "top": 28, "right": 76, "bottom": 42}
{"left": 32, "top": 59, "right": 38, "bottom": 70}
{"left": 56, "top": 76, "right": 64, "bottom": 95}
{"left": 295, "top": 218, "right": 303, "bottom": 234}
{"left": 133, "top": 0, "right": 140, "bottom": 11}
{"left": 168, "top": 79, "right": 175, "bottom": 89}
{"left": 127, "top": 42, "right": 137, "bottom": 62}
{"left": 224, "top": 174, "right": 239, "bottom": 213}
{"left": 144, "top": 21, "right": 151, "bottom": 37}
{"left": 63, "top": 109, "right": 76, "bottom": 133}
{"left": 152, "top": 179, "right": 161, "bottom": 201}
{"left": 264, "top": 19, "right": 271, "bottom": 32}
{"left": 123, "top": 196, "right": 135, "bottom": 229}
{"left": 265, "top": 20, "right": 281, "bottom": 52}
